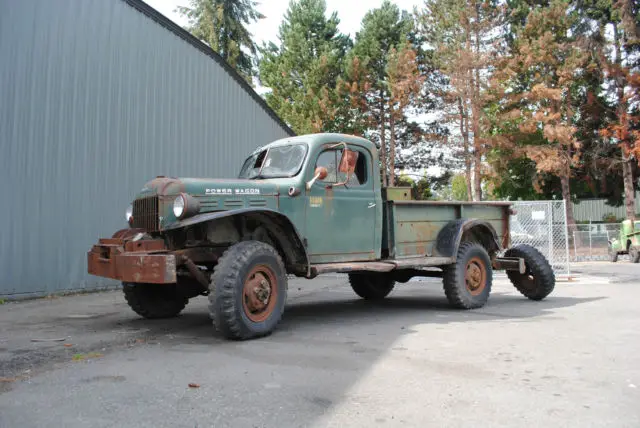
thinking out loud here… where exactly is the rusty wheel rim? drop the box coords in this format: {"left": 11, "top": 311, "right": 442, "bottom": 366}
{"left": 242, "top": 264, "right": 278, "bottom": 323}
{"left": 465, "top": 257, "right": 487, "bottom": 296}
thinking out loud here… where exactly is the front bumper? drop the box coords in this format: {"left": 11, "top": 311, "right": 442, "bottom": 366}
{"left": 87, "top": 238, "right": 177, "bottom": 284}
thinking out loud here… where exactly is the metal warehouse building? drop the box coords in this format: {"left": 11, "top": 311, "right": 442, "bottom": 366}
{"left": 0, "top": 0, "right": 294, "bottom": 298}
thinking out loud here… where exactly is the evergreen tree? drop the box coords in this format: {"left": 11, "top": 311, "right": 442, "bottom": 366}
{"left": 418, "top": 0, "right": 505, "bottom": 200}
{"left": 257, "top": 0, "right": 350, "bottom": 134}
{"left": 177, "top": 0, "right": 265, "bottom": 82}
{"left": 492, "top": 0, "right": 587, "bottom": 228}
{"left": 346, "top": 1, "right": 417, "bottom": 186}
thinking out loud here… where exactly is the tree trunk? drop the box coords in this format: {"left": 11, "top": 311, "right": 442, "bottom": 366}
{"left": 471, "top": 98, "right": 482, "bottom": 201}
{"left": 458, "top": 97, "right": 473, "bottom": 201}
{"left": 623, "top": 158, "right": 636, "bottom": 221}
{"left": 389, "top": 109, "right": 396, "bottom": 186}
{"left": 560, "top": 174, "right": 576, "bottom": 234}
{"left": 471, "top": 0, "right": 483, "bottom": 201}
{"left": 614, "top": 22, "right": 635, "bottom": 220}
{"left": 379, "top": 93, "right": 387, "bottom": 187}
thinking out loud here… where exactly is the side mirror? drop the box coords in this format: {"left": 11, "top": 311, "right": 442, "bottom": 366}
{"left": 306, "top": 167, "right": 328, "bottom": 190}
{"left": 334, "top": 149, "right": 358, "bottom": 187}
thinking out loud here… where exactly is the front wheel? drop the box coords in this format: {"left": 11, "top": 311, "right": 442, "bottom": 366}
{"left": 442, "top": 242, "right": 492, "bottom": 309}
{"left": 630, "top": 247, "right": 640, "bottom": 263}
{"left": 608, "top": 244, "right": 618, "bottom": 263}
{"left": 209, "top": 241, "right": 287, "bottom": 340}
{"left": 504, "top": 244, "right": 555, "bottom": 301}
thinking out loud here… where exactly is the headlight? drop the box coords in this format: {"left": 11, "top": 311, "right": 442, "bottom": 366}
{"left": 125, "top": 203, "right": 133, "bottom": 224}
{"left": 173, "top": 193, "right": 200, "bottom": 220}
{"left": 173, "top": 195, "right": 185, "bottom": 218}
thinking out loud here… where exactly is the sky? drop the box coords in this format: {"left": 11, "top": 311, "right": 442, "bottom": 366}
{"left": 145, "top": 0, "right": 423, "bottom": 47}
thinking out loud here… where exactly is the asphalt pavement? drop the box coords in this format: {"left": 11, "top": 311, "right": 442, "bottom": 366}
{"left": 1, "top": 264, "right": 639, "bottom": 428}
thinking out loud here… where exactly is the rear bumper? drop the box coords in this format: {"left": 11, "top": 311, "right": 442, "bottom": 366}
{"left": 87, "top": 238, "right": 176, "bottom": 284}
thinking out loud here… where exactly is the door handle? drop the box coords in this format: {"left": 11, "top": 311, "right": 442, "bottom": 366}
{"left": 368, "top": 203, "right": 376, "bottom": 208}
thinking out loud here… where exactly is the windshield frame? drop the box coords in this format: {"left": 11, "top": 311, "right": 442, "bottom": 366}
{"left": 238, "top": 143, "right": 309, "bottom": 179}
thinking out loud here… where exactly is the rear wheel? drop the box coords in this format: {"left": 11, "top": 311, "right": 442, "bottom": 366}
{"left": 630, "top": 247, "right": 640, "bottom": 263}
{"left": 504, "top": 244, "right": 555, "bottom": 301}
{"left": 122, "top": 283, "right": 188, "bottom": 319}
{"left": 608, "top": 245, "right": 618, "bottom": 263}
{"left": 442, "top": 242, "right": 492, "bottom": 309}
{"left": 209, "top": 241, "right": 287, "bottom": 340}
{"left": 348, "top": 273, "right": 395, "bottom": 300}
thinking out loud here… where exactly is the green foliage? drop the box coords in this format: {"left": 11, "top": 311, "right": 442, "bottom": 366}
{"left": 602, "top": 212, "right": 619, "bottom": 223}
{"left": 177, "top": 0, "right": 265, "bottom": 82}
{"left": 0, "top": 298, "right": 5, "bottom": 305}
{"left": 395, "top": 174, "right": 432, "bottom": 200}
{"left": 258, "top": 0, "right": 350, "bottom": 134}
{"left": 451, "top": 174, "right": 468, "bottom": 201}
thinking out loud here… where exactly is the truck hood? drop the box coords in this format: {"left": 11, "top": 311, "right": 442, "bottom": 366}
{"left": 136, "top": 176, "right": 281, "bottom": 198}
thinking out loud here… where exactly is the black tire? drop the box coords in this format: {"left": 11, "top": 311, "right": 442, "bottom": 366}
{"left": 348, "top": 273, "right": 395, "bottom": 300}
{"left": 504, "top": 244, "right": 555, "bottom": 301}
{"left": 608, "top": 245, "right": 618, "bottom": 263}
{"left": 630, "top": 247, "right": 640, "bottom": 263}
{"left": 122, "top": 283, "right": 188, "bottom": 319}
{"left": 442, "top": 242, "right": 492, "bottom": 309}
{"left": 209, "top": 241, "right": 287, "bottom": 340}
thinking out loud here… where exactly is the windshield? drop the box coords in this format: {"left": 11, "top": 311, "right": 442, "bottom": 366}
{"left": 238, "top": 143, "right": 308, "bottom": 179}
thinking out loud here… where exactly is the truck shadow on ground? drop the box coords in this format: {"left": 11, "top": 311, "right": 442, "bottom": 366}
{"left": 107, "top": 289, "right": 604, "bottom": 344}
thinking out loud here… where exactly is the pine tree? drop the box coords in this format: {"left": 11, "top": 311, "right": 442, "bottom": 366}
{"left": 177, "top": 0, "right": 265, "bottom": 82}
{"left": 257, "top": 0, "right": 350, "bottom": 134}
{"left": 418, "top": 0, "right": 504, "bottom": 200}
{"left": 386, "top": 43, "right": 426, "bottom": 185}
{"left": 492, "top": 0, "right": 587, "bottom": 228}
{"left": 347, "top": 1, "right": 416, "bottom": 186}
{"left": 597, "top": 0, "right": 640, "bottom": 220}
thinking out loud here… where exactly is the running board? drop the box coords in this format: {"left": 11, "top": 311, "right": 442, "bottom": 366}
{"left": 310, "top": 256, "right": 455, "bottom": 276}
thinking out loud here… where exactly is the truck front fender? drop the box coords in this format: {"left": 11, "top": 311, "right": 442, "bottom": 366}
{"left": 435, "top": 219, "right": 501, "bottom": 259}
{"left": 164, "top": 208, "right": 309, "bottom": 274}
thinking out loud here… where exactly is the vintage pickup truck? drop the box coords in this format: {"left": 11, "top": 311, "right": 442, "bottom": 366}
{"left": 88, "top": 133, "right": 555, "bottom": 340}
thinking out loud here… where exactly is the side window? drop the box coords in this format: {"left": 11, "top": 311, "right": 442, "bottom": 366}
{"left": 315, "top": 150, "right": 339, "bottom": 183}
{"left": 314, "top": 147, "right": 368, "bottom": 186}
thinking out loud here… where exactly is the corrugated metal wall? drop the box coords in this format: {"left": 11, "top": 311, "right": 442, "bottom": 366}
{"left": 572, "top": 193, "right": 640, "bottom": 222}
{"left": 0, "top": 0, "right": 293, "bottom": 298}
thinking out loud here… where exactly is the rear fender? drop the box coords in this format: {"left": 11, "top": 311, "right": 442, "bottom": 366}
{"left": 164, "top": 208, "right": 309, "bottom": 275}
{"left": 435, "top": 219, "right": 501, "bottom": 259}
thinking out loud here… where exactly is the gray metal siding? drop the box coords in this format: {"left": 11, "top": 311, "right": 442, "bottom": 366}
{"left": 0, "top": 0, "right": 292, "bottom": 297}
{"left": 572, "top": 193, "right": 640, "bottom": 223}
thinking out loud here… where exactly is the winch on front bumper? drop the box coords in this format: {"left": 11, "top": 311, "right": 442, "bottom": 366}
{"left": 87, "top": 236, "right": 177, "bottom": 284}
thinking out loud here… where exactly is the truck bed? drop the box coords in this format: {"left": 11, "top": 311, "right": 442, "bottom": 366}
{"left": 383, "top": 200, "right": 512, "bottom": 259}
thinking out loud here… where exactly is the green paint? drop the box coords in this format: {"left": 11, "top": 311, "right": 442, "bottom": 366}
{"left": 609, "top": 220, "right": 640, "bottom": 254}
{"left": 126, "top": 133, "right": 510, "bottom": 265}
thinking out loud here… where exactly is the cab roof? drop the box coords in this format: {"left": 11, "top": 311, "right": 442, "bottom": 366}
{"left": 259, "top": 133, "right": 377, "bottom": 153}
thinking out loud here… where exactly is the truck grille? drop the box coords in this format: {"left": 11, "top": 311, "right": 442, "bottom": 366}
{"left": 132, "top": 196, "right": 159, "bottom": 232}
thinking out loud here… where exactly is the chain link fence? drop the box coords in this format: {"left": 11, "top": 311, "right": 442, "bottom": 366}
{"left": 509, "top": 200, "right": 571, "bottom": 277}
{"left": 571, "top": 223, "right": 622, "bottom": 262}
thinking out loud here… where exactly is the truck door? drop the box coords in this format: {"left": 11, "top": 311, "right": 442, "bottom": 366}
{"left": 305, "top": 144, "right": 377, "bottom": 263}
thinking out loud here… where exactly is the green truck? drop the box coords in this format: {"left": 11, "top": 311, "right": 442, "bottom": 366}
{"left": 88, "top": 133, "right": 555, "bottom": 340}
{"left": 608, "top": 219, "right": 640, "bottom": 263}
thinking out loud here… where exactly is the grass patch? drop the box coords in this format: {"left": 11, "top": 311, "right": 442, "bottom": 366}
{"left": 72, "top": 352, "right": 104, "bottom": 361}
{"left": 0, "top": 298, "right": 6, "bottom": 305}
